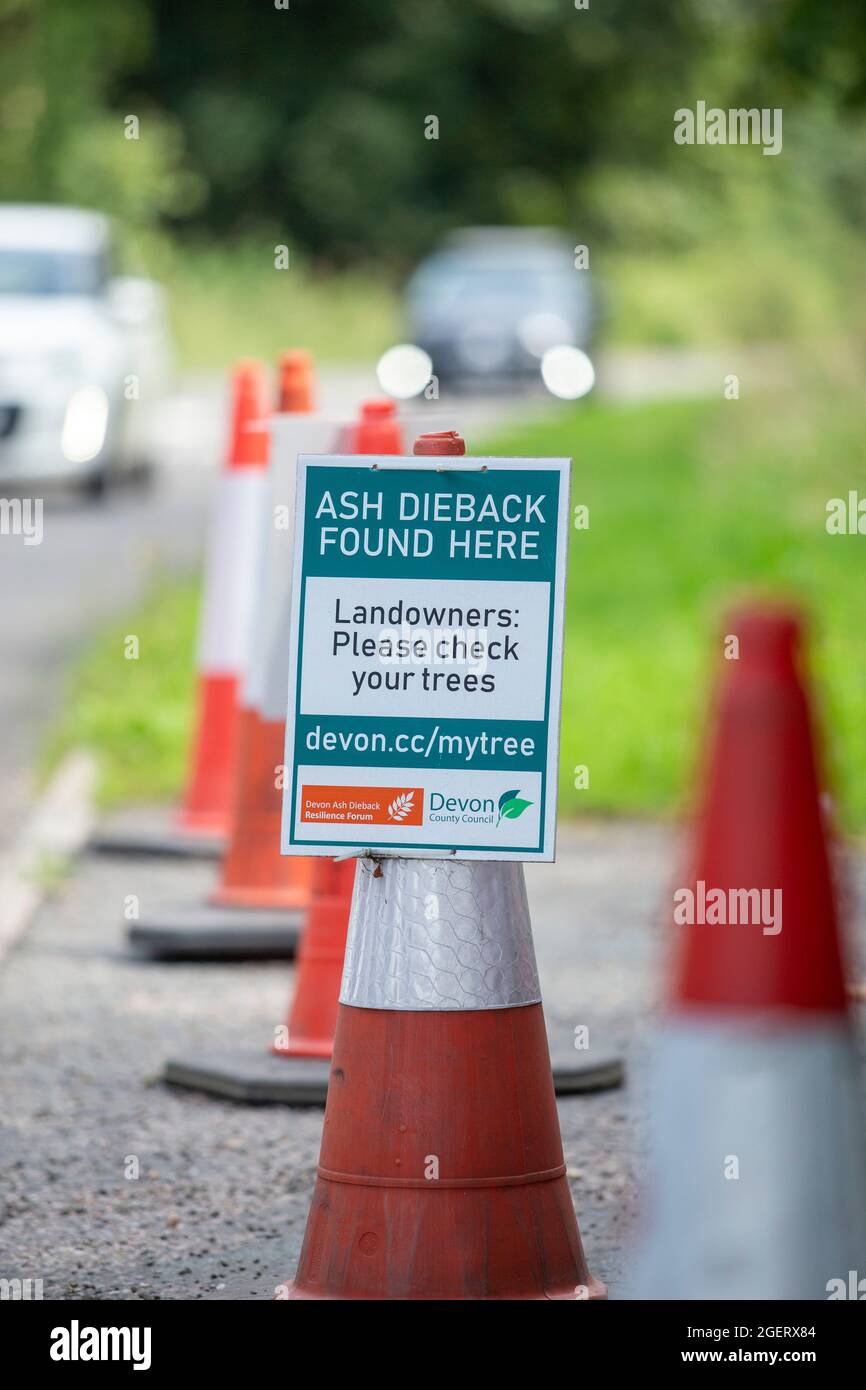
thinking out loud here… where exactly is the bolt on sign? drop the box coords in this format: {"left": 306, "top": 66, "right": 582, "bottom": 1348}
{"left": 281, "top": 453, "right": 570, "bottom": 860}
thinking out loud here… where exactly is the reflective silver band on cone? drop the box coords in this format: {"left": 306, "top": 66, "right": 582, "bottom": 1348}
{"left": 340, "top": 858, "right": 541, "bottom": 1011}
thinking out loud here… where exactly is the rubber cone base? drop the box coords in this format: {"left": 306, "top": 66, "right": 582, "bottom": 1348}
{"left": 129, "top": 903, "right": 301, "bottom": 961}
{"left": 89, "top": 818, "right": 223, "bottom": 861}
{"left": 163, "top": 1049, "right": 331, "bottom": 1104}
{"left": 159, "top": 1024, "right": 622, "bottom": 1106}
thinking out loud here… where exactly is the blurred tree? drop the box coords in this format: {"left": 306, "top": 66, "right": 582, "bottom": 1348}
{"left": 0, "top": 0, "right": 863, "bottom": 274}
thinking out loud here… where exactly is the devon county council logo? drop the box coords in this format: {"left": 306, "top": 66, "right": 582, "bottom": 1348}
{"left": 497, "top": 788, "right": 533, "bottom": 826}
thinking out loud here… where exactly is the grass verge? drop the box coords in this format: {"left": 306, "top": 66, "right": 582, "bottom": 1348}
{"left": 42, "top": 579, "right": 200, "bottom": 809}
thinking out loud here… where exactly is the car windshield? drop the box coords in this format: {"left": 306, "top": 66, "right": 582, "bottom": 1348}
{"left": 0, "top": 248, "right": 106, "bottom": 296}
{"left": 412, "top": 261, "right": 570, "bottom": 310}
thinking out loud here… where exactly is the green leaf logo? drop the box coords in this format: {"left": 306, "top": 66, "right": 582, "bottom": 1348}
{"left": 497, "top": 789, "right": 533, "bottom": 826}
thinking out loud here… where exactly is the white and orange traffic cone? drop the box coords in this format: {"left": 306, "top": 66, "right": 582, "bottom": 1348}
{"left": 162, "top": 403, "right": 406, "bottom": 1091}
{"left": 631, "top": 605, "right": 866, "bottom": 1300}
{"left": 90, "top": 362, "right": 269, "bottom": 860}
{"left": 285, "top": 854, "right": 605, "bottom": 1300}
{"left": 129, "top": 356, "right": 343, "bottom": 960}
{"left": 281, "top": 429, "right": 605, "bottom": 1299}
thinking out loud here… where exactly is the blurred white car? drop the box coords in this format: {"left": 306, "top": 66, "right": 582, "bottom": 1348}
{"left": 0, "top": 204, "right": 172, "bottom": 496}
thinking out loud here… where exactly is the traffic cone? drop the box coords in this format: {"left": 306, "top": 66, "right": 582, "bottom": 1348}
{"left": 211, "top": 352, "right": 318, "bottom": 916}
{"left": 213, "top": 391, "right": 401, "bottom": 921}
{"left": 352, "top": 397, "right": 403, "bottom": 453}
{"left": 128, "top": 358, "right": 337, "bottom": 960}
{"left": 177, "top": 362, "right": 270, "bottom": 834}
{"left": 89, "top": 363, "right": 269, "bottom": 860}
{"left": 286, "top": 859, "right": 605, "bottom": 1299}
{"left": 282, "top": 429, "right": 605, "bottom": 1299}
{"left": 631, "top": 605, "right": 866, "bottom": 1300}
{"left": 161, "top": 402, "right": 405, "bottom": 1087}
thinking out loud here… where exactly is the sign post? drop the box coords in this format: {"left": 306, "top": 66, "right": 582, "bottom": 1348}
{"left": 281, "top": 447, "right": 570, "bottom": 861}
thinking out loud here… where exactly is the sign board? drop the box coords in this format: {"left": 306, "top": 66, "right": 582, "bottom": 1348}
{"left": 281, "top": 454, "right": 571, "bottom": 860}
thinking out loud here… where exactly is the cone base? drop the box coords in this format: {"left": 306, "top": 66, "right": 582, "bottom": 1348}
{"left": 164, "top": 1049, "right": 331, "bottom": 1105}
{"left": 159, "top": 1024, "right": 622, "bottom": 1108}
{"left": 128, "top": 902, "right": 302, "bottom": 961}
{"left": 272, "top": 1039, "right": 332, "bottom": 1060}
{"left": 549, "top": 1030, "right": 624, "bottom": 1094}
{"left": 208, "top": 884, "right": 311, "bottom": 913}
{"left": 89, "top": 819, "right": 223, "bottom": 861}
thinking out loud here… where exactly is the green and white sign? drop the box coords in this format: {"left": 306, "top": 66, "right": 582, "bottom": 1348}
{"left": 281, "top": 453, "right": 570, "bottom": 860}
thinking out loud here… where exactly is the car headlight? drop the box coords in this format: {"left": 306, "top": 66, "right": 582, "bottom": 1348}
{"left": 376, "top": 343, "right": 434, "bottom": 399}
{"left": 62, "top": 385, "right": 109, "bottom": 463}
{"left": 540, "top": 346, "right": 595, "bottom": 399}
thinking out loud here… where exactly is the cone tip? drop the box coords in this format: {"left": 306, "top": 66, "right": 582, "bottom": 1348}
{"left": 413, "top": 430, "right": 466, "bottom": 456}
{"left": 278, "top": 348, "right": 316, "bottom": 412}
{"left": 228, "top": 360, "right": 269, "bottom": 467}
{"left": 360, "top": 398, "right": 396, "bottom": 418}
{"left": 723, "top": 602, "right": 802, "bottom": 669}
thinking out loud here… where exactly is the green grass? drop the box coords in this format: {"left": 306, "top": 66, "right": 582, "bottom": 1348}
{"left": 48, "top": 372, "right": 866, "bottom": 827}
{"left": 156, "top": 240, "right": 401, "bottom": 370}
{"left": 484, "top": 373, "right": 866, "bottom": 828}
{"left": 43, "top": 579, "right": 200, "bottom": 808}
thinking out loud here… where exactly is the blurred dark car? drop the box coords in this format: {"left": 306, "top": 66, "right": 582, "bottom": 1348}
{"left": 405, "top": 227, "right": 595, "bottom": 390}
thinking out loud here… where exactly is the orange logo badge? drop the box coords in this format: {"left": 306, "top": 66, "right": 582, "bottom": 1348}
{"left": 301, "top": 786, "right": 424, "bottom": 827}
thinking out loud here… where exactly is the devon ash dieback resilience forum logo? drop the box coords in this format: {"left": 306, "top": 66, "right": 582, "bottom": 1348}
{"left": 301, "top": 786, "right": 424, "bottom": 826}
{"left": 300, "top": 785, "right": 533, "bottom": 831}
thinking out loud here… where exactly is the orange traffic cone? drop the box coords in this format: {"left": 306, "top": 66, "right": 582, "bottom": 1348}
{"left": 283, "top": 429, "right": 605, "bottom": 1299}
{"left": 90, "top": 363, "right": 269, "bottom": 860}
{"left": 274, "top": 859, "right": 356, "bottom": 1058}
{"left": 212, "top": 352, "right": 318, "bottom": 916}
{"left": 176, "top": 362, "right": 269, "bottom": 836}
{"left": 213, "top": 392, "right": 402, "bottom": 920}
{"left": 286, "top": 858, "right": 605, "bottom": 1300}
{"left": 631, "top": 605, "right": 866, "bottom": 1299}
{"left": 351, "top": 397, "right": 403, "bottom": 453}
{"left": 162, "top": 404, "right": 406, "bottom": 1091}
{"left": 129, "top": 358, "right": 339, "bottom": 960}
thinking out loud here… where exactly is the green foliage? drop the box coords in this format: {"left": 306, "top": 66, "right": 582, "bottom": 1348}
{"left": 2, "top": 0, "right": 864, "bottom": 351}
